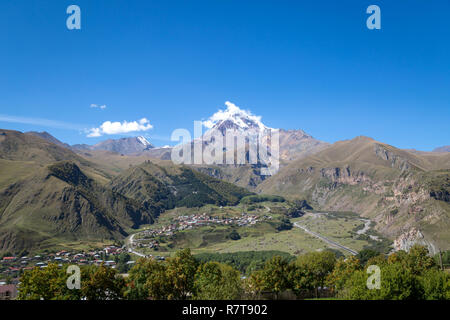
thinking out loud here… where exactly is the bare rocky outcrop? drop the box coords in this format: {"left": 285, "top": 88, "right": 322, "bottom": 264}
{"left": 394, "top": 228, "right": 437, "bottom": 255}
{"left": 319, "top": 166, "right": 371, "bottom": 185}
{"left": 374, "top": 144, "right": 411, "bottom": 171}
{"left": 259, "top": 136, "right": 450, "bottom": 251}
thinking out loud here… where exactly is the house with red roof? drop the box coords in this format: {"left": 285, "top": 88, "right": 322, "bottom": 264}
{"left": 2, "top": 257, "right": 16, "bottom": 262}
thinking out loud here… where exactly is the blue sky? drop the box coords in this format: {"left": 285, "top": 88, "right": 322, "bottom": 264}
{"left": 0, "top": 0, "right": 449, "bottom": 150}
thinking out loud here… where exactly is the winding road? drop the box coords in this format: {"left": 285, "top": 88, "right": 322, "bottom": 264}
{"left": 126, "top": 233, "right": 147, "bottom": 258}
{"left": 127, "top": 209, "right": 360, "bottom": 257}
{"left": 293, "top": 221, "right": 358, "bottom": 255}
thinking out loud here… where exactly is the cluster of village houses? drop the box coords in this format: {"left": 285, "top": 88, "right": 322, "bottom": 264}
{"left": 1, "top": 213, "right": 273, "bottom": 299}
{"left": 0, "top": 245, "right": 132, "bottom": 300}
{"left": 133, "top": 212, "right": 270, "bottom": 250}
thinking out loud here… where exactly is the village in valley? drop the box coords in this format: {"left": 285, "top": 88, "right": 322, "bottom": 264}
{"left": 130, "top": 211, "right": 272, "bottom": 251}
{"left": 1, "top": 199, "right": 387, "bottom": 300}
{"left": 0, "top": 205, "right": 277, "bottom": 300}
{"left": 0, "top": 202, "right": 282, "bottom": 300}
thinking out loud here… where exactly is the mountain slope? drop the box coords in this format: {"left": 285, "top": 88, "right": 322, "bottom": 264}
{"left": 25, "top": 131, "right": 71, "bottom": 149}
{"left": 201, "top": 102, "right": 328, "bottom": 163}
{"left": 278, "top": 129, "right": 329, "bottom": 161}
{"left": 0, "top": 129, "right": 84, "bottom": 165}
{"left": 0, "top": 161, "right": 156, "bottom": 253}
{"left": 109, "top": 160, "right": 253, "bottom": 209}
{"left": 258, "top": 136, "right": 450, "bottom": 252}
{"left": 0, "top": 129, "right": 113, "bottom": 184}
{"left": 146, "top": 102, "right": 328, "bottom": 189}
{"left": 433, "top": 145, "right": 450, "bottom": 153}
{"left": 0, "top": 128, "right": 252, "bottom": 253}
{"left": 73, "top": 136, "right": 154, "bottom": 155}
{"left": 74, "top": 103, "right": 328, "bottom": 189}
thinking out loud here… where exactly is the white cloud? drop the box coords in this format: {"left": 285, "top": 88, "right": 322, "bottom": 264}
{"left": 87, "top": 127, "right": 102, "bottom": 137}
{"left": 87, "top": 118, "right": 153, "bottom": 137}
{"left": 203, "top": 101, "right": 263, "bottom": 129}
{"left": 90, "top": 104, "right": 107, "bottom": 110}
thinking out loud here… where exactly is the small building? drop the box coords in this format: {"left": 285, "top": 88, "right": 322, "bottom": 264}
{"left": 0, "top": 284, "right": 17, "bottom": 300}
{"left": 2, "top": 257, "right": 16, "bottom": 262}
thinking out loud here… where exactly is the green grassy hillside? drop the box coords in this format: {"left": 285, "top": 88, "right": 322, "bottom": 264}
{"left": 0, "top": 130, "right": 252, "bottom": 253}
{"left": 109, "top": 160, "right": 253, "bottom": 208}
{"left": 0, "top": 161, "right": 156, "bottom": 253}
{"left": 258, "top": 136, "right": 450, "bottom": 251}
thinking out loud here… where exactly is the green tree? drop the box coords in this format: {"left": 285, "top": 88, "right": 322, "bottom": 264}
{"left": 126, "top": 249, "right": 198, "bottom": 300}
{"left": 82, "top": 264, "right": 125, "bottom": 300}
{"left": 193, "top": 262, "right": 242, "bottom": 299}
{"left": 341, "top": 262, "right": 420, "bottom": 300}
{"left": 388, "top": 245, "right": 436, "bottom": 276}
{"left": 18, "top": 263, "right": 81, "bottom": 300}
{"left": 419, "top": 268, "right": 450, "bottom": 300}
{"left": 434, "top": 250, "right": 450, "bottom": 266}
{"left": 258, "top": 256, "right": 290, "bottom": 298}
{"left": 338, "top": 269, "right": 373, "bottom": 300}
{"left": 405, "top": 245, "right": 436, "bottom": 275}
{"left": 366, "top": 254, "right": 388, "bottom": 267}
{"left": 244, "top": 270, "right": 263, "bottom": 298}
{"left": 291, "top": 251, "right": 336, "bottom": 297}
{"left": 229, "top": 229, "right": 241, "bottom": 240}
{"left": 126, "top": 258, "right": 171, "bottom": 300}
{"left": 144, "top": 260, "right": 172, "bottom": 300}
{"left": 114, "top": 252, "right": 131, "bottom": 273}
{"left": 276, "top": 217, "right": 293, "bottom": 231}
{"left": 194, "top": 250, "right": 294, "bottom": 275}
{"left": 356, "top": 249, "right": 382, "bottom": 266}
{"left": 326, "top": 255, "right": 361, "bottom": 293}
{"left": 287, "top": 263, "right": 308, "bottom": 295}
{"left": 165, "top": 248, "right": 198, "bottom": 299}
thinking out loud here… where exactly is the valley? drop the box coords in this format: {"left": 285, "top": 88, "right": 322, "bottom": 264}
{"left": 2, "top": 2, "right": 450, "bottom": 302}
{"left": 257, "top": 136, "right": 450, "bottom": 253}
{"left": 0, "top": 129, "right": 251, "bottom": 253}
{"left": 125, "top": 201, "right": 389, "bottom": 258}
{"left": 0, "top": 105, "right": 449, "bottom": 258}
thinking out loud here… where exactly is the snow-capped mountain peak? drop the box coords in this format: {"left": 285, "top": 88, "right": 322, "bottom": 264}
{"left": 203, "top": 101, "right": 268, "bottom": 135}
{"left": 72, "top": 136, "right": 154, "bottom": 155}
{"left": 137, "top": 136, "right": 151, "bottom": 146}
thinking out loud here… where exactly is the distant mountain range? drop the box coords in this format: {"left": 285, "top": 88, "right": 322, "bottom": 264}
{"left": 258, "top": 136, "right": 450, "bottom": 253}
{"left": 73, "top": 136, "right": 154, "bottom": 154}
{"left": 0, "top": 105, "right": 449, "bottom": 254}
{"left": 164, "top": 105, "right": 329, "bottom": 189}
{"left": 0, "top": 129, "right": 250, "bottom": 253}
{"left": 25, "top": 131, "right": 155, "bottom": 155}
{"left": 200, "top": 103, "right": 329, "bottom": 162}
{"left": 433, "top": 145, "right": 450, "bottom": 153}
{"left": 25, "top": 131, "right": 71, "bottom": 149}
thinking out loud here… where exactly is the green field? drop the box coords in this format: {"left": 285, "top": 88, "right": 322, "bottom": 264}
{"left": 131, "top": 202, "right": 388, "bottom": 257}
{"left": 294, "top": 212, "right": 369, "bottom": 252}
